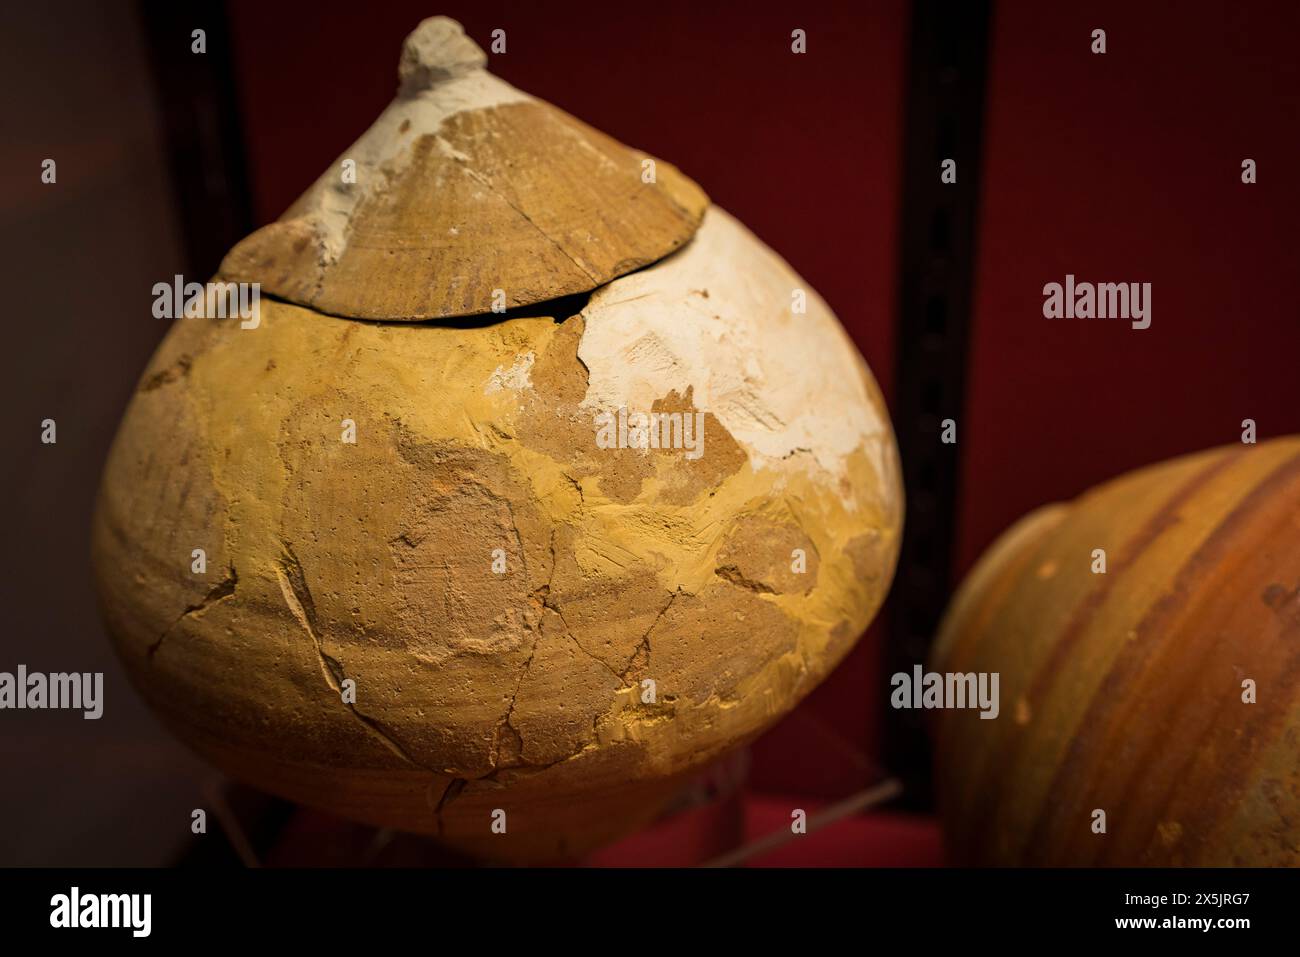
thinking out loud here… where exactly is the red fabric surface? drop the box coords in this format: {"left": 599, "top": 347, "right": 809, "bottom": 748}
{"left": 587, "top": 792, "right": 944, "bottom": 867}
{"left": 741, "top": 796, "right": 943, "bottom": 868}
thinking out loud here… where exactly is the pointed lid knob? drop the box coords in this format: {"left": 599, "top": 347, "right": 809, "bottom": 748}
{"left": 219, "top": 17, "right": 708, "bottom": 321}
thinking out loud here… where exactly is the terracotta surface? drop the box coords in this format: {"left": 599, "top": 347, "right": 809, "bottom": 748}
{"left": 933, "top": 437, "right": 1300, "bottom": 865}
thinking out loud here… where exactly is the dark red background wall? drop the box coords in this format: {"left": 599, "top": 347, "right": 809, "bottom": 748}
{"left": 962, "top": 0, "right": 1300, "bottom": 575}
{"left": 222, "top": 0, "right": 1300, "bottom": 801}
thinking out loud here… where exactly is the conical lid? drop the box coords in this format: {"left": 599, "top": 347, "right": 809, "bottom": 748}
{"left": 219, "top": 17, "right": 709, "bottom": 321}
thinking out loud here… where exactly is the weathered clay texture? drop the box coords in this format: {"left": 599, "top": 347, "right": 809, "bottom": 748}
{"left": 94, "top": 17, "right": 902, "bottom": 861}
